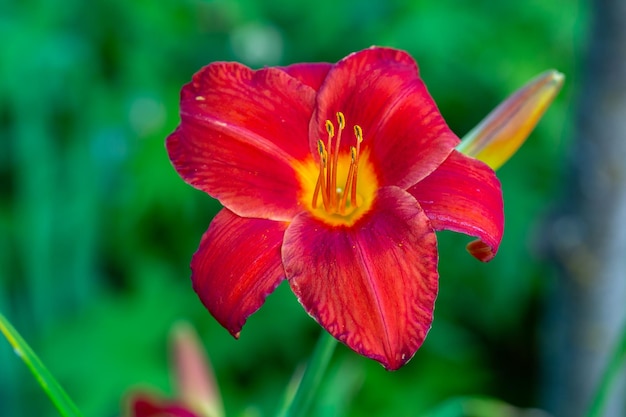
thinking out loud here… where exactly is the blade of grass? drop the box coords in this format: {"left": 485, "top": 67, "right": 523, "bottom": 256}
{"left": 0, "top": 312, "right": 83, "bottom": 417}
{"left": 586, "top": 319, "right": 626, "bottom": 417}
{"left": 276, "top": 330, "right": 337, "bottom": 417}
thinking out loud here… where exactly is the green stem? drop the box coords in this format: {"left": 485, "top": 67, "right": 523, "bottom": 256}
{"left": 0, "top": 313, "right": 84, "bottom": 417}
{"left": 586, "top": 320, "right": 626, "bottom": 417}
{"left": 277, "top": 330, "right": 338, "bottom": 417}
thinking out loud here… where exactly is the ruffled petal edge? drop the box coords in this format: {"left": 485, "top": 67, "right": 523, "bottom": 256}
{"left": 409, "top": 150, "right": 504, "bottom": 262}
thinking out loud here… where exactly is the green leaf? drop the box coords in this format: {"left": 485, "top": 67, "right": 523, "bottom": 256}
{"left": 0, "top": 313, "right": 84, "bottom": 417}
{"left": 276, "top": 330, "right": 337, "bottom": 417}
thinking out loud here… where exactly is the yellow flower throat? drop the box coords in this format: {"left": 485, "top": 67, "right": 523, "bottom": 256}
{"left": 297, "top": 112, "right": 378, "bottom": 227}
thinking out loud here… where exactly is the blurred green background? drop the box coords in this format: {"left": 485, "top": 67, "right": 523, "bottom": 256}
{"left": 1, "top": 0, "right": 579, "bottom": 416}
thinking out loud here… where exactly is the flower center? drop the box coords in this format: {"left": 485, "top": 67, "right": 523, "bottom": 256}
{"left": 313, "top": 111, "right": 363, "bottom": 215}
{"left": 296, "top": 112, "right": 378, "bottom": 227}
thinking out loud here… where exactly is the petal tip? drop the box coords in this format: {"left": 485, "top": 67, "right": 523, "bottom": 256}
{"left": 466, "top": 239, "right": 496, "bottom": 262}
{"left": 546, "top": 69, "right": 565, "bottom": 86}
{"left": 382, "top": 350, "right": 417, "bottom": 371}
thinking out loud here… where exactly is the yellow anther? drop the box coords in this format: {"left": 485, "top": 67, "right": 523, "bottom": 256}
{"left": 325, "top": 120, "right": 334, "bottom": 137}
{"left": 317, "top": 140, "right": 327, "bottom": 163}
{"left": 354, "top": 125, "right": 363, "bottom": 143}
{"left": 337, "top": 112, "right": 345, "bottom": 129}
{"left": 317, "top": 139, "right": 324, "bottom": 153}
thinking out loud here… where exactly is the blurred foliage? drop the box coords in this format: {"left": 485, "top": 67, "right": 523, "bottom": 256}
{"left": 1, "top": 0, "right": 580, "bottom": 416}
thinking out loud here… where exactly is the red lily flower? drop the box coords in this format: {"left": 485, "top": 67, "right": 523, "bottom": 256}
{"left": 167, "top": 47, "right": 503, "bottom": 370}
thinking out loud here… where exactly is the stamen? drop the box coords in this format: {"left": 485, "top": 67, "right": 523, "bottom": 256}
{"left": 311, "top": 113, "right": 364, "bottom": 216}
{"left": 351, "top": 125, "right": 363, "bottom": 207}
{"left": 339, "top": 146, "right": 357, "bottom": 214}
{"left": 331, "top": 112, "right": 345, "bottom": 208}
{"left": 325, "top": 120, "right": 334, "bottom": 196}
{"left": 312, "top": 140, "right": 330, "bottom": 211}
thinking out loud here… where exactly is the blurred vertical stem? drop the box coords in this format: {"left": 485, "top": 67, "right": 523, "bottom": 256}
{"left": 586, "top": 321, "right": 626, "bottom": 417}
{"left": 543, "top": 0, "right": 626, "bottom": 414}
{"left": 0, "top": 313, "right": 83, "bottom": 417}
{"left": 277, "top": 331, "right": 337, "bottom": 417}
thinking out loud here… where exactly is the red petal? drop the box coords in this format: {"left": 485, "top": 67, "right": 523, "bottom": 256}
{"left": 282, "top": 186, "right": 438, "bottom": 370}
{"left": 310, "top": 47, "right": 459, "bottom": 189}
{"left": 279, "top": 62, "right": 332, "bottom": 90}
{"left": 192, "top": 209, "right": 287, "bottom": 337}
{"left": 408, "top": 150, "right": 504, "bottom": 262}
{"left": 167, "top": 62, "right": 316, "bottom": 221}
